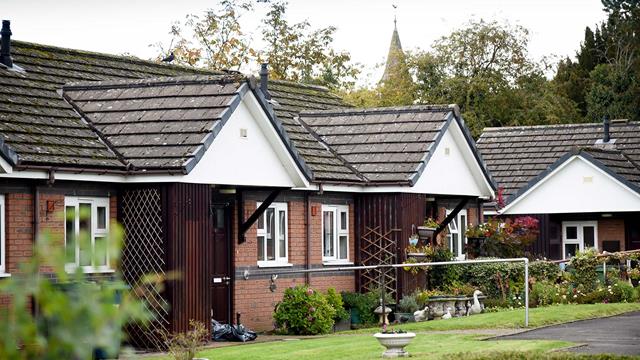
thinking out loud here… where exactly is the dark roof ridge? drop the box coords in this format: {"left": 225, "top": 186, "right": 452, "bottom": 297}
{"left": 268, "top": 78, "right": 336, "bottom": 91}
{"left": 64, "top": 74, "right": 244, "bottom": 91}
{"left": 482, "top": 121, "right": 640, "bottom": 133}
{"left": 300, "top": 104, "right": 453, "bottom": 117}
{"left": 12, "top": 40, "right": 219, "bottom": 75}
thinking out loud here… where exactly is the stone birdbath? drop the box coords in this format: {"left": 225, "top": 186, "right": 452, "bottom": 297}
{"left": 374, "top": 305, "right": 392, "bottom": 325}
{"left": 373, "top": 330, "right": 416, "bottom": 358}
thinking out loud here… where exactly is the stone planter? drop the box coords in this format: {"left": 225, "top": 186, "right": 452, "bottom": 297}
{"left": 427, "top": 295, "right": 487, "bottom": 318}
{"left": 373, "top": 332, "right": 416, "bottom": 358}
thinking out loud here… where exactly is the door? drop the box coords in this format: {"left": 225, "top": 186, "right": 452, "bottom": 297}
{"left": 562, "top": 221, "right": 597, "bottom": 259}
{"left": 211, "top": 203, "right": 232, "bottom": 324}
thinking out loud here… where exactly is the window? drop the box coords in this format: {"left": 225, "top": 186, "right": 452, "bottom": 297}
{"left": 322, "top": 205, "right": 349, "bottom": 262}
{"left": 65, "top": 197, "right": 110, "bottom": 272}
{"left": 256, "top": 202, "right": 288, "bottom": 266}
{"left": 0, "top": 195, "right": 5, "bottom": 274}
{"left": 446, "top": 209, "right": 467, "bottom": 260}
{"left": 562, "top": 221, "right": 598, "bottom": 258}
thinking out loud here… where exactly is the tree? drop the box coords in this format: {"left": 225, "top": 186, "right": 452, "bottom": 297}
{"left": 408, "top": 20, "right": 579, "bottom": 136}
{"left": 260, "top": 1, "right": 360, "bottom": 89}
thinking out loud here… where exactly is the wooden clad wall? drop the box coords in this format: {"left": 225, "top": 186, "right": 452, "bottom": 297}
{"left": 165, "top": 183, "right": 212, "bottom": 334}
{"left": 354, "top": 193, "right": 426, "bottom": 299}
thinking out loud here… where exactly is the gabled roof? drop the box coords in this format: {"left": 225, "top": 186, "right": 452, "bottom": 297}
{"left": 477, "top": 122, "right": 640, "bottom": 200}
{"left": 63, "top": 75, "right": 247, "bottom": 173}
{"left": 266, "top": 80, "right": 363, "bottom": 183}
{"left": 0, "top": 40, "right": 213, "bottom": 170}
{"left": 298, "top": 105, "right": 496, "bottom": 189}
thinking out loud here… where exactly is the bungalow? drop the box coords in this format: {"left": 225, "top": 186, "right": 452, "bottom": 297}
{"left": 0, "top": 20, "right": 494, "bottom": 348}
{"left": 477, "top": 119, "right": 640, "bottom": 260}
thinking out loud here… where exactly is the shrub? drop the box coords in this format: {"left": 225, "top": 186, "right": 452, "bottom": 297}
{"left": 460, "top": 259, "right": 524, "bottom": 301}
{"left": 428, "top": 246, "right": 460, "bottom": 289}
{"left": 530, "top": 281, "right": 561, "bottom": 307}
{"left": 529, "top": 261, "right": 561, "bottom": 282}
{"left": 160, "top": 320, "right": 208, "bottom": 360}
{"left": 341, "top": 291, "right": 378, "bottom": 325}
{"left": 570, "top": 249, "right": 599, "bottom": 292}
{"left": 442, "top": 281, "right": 476, "bottom": 296}
{"left": 325, "top": 288, "right": 349, "bottom": 322}
{"left": 397, "top": 294, "right": 419, "bottom": 313}
{"left": 274, "top": 286, "right": 336, "bottom": 335}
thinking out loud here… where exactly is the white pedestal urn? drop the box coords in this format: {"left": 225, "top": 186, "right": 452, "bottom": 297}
{"left": 373, "top": 332, "right": 416, "bottom": 358}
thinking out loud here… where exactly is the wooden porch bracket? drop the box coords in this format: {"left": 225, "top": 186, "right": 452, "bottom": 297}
{"left": 237, "top": 188, "right": 284, "bottom": 244}
{"left": 433, "top": 197, "right": 469, "bottom": 237}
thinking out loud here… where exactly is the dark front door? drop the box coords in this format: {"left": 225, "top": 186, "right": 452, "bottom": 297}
{"left": 211, "top": 203, "right": 232, "bottom": 324}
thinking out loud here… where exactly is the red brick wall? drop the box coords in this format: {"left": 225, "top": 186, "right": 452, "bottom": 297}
{"left": 234, "top": 198, "right": 356, "bottom": 331}
{"left": 598, "top": 218, "right": 625, "bottom": 252}
{"left": 5, "top": 193, "right": 34, "bottom": 276}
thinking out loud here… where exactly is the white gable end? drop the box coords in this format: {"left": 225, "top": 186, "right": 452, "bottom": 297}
{"left": 183, "top": 92, "right": 308, "bottom": 187}
{"left": 412, "top": 120, "right": 492, "bottom": 198}
{"left": 502, "top": 155, "right": 640, "bottom": 214}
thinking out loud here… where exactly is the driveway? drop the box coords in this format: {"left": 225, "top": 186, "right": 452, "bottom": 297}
{"left": 500, "top": 311, "right": 640, "bottom": 355}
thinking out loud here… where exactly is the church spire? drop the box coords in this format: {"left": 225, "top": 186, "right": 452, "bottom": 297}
{"left": 381, "top": 11, "right": 405, "bottom": 83}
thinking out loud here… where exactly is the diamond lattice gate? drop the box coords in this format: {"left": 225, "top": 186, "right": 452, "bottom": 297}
{"left": 121, "top": 187, "right": 168, "bottom": 350}
{"left": 359, "top": 226, "right": 400, "bottom": 299}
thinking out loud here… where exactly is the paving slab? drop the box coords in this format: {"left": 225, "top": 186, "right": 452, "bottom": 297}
{"left": 499, "top": 311, "right": 640, "bottom": 355}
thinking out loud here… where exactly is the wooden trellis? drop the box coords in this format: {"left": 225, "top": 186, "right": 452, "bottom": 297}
{"left": 359, "top": 226, "right": 401, "bottom": 299}
{"left": 121, "top": 187, "right": 168, "bottom": 350}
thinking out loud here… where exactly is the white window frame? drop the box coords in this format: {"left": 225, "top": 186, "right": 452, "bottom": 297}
{"left": 256, "top": 202, "right": 289, "bottom": 267}
{"left": 321, "top": 205, "right": 350, "bottom": 263}
{"left": 64, "top": 197, "right": 111, "bottom": 273}
{"left": 446, "top": 209, "right": 467, "bottom": 261}
{"left": 0, "top": 195, "right": 5, "bottom": 274}
{"left": 562, "top": 221, "right": 598, "bottom": 259}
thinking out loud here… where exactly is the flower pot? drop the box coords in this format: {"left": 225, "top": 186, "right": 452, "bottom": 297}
{"left": 417, "top": 226, "right": 436, "bottom": 240}
{"left": 373, "top": 332, "right": 416, "bottom": 358}
{"left": 408, "top": 237, "right": 419, "bottom": 246}
{"left": 350, "top": 307, "right": 362, "bottom": 325}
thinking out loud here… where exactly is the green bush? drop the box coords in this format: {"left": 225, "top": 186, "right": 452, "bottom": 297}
{"left": 529, "top": 261, "right": 561, "bottom": 282}
{"left": 530, "top": 281, "right": 561, "bottom": 307}
{"left": 325, "top": 288, "right": 349, "bottom": 322}
{"left": 397, "top": 294, "right": 419, "bottom": 313}
{"left": 341, "top": 291, "right": 379, "bottom": 325}
{"left": 274, "top": 286, "right": 336, "bottom": 335}
{"left": 460, "top": 259, "right": 524, "bottom": 301}
{"left": 569, "top": 249, "right": 599, "bottom": 292}
{"left": 428, "top": 247, "right": 460, "bottom": 289}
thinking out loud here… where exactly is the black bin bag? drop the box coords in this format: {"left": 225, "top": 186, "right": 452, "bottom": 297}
{"left": 212, "top": 320, "right": 257, "bottom": 342}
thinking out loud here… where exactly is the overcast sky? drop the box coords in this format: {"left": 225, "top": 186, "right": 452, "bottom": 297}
{"left": 5, "top": 0, "right": 607, "bottom": 83}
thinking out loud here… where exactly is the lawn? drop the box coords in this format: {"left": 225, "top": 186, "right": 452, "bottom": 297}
{"left": 148, "top": 303, "right": 640, "bottom": 360}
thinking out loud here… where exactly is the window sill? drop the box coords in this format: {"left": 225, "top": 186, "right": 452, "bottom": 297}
{"left": 322, "top": 261, "right": 354, "bottom": 267}
{"left": 0, "top": 273, "right": 11, "bottom": 278}
{"left": 257, "top": 262, "right": 293, "bottom": 268}
{"left": 65, "top": 267, "right": 116, "bottom": 274}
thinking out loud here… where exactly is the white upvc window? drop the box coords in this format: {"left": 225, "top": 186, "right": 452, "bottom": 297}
{"left": 446, "top": 209, "right": 467, "bottom": 260}
{"left": 0, "top": 195, "right": 5, "bottom": 274}
{"left": 64, "top": 197, "right": 110, "bottom": 273}
{"left": 322, "top": 205, "right": 349, "bottom": 262}
{"left": 256, "top": 202, "right": 289, "bottom": 266}
{"left": 562, "top": 221, "right": 598, "bottom": 259}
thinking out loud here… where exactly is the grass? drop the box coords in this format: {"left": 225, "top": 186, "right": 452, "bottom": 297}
{"left": 352, "top": 302, "right": 640, "bottom": 332}
{"left": 194, "top": 334, "right": 571, "bottom": 360}
{"left": 147, "top": 303, "right": 640, "bottom": 359}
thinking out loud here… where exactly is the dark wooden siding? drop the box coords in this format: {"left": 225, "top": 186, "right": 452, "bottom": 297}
{"left": 165, "top": 183, "right": 212, "bottom": 334}
{"left": 354, "top": 193, "right": 426, "bottom": 299}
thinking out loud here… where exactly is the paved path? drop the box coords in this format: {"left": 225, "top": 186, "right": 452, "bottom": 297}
{"left": 500, "top": 311, "right": 640, "bottom": 355}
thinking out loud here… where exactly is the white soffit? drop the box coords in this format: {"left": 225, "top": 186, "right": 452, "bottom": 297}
{"left": 501, "top": 155, "right": 640, "bottom": 214}
{"left": 411, "top": 119, "right": 493, "bottom": 198}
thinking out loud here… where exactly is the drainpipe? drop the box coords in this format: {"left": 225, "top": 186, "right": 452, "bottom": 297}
{"left": 305, "top": 192, "right": 311, "bottom": 285}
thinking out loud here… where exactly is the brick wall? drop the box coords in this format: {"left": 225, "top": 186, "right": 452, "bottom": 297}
{"left": 0, "top": 191, "right": 118, "bottom": 309}
{"left": 598, "top": 218, "right": 625, "bottom": 252}
{"left": 234, "top": 198, "right": 356, "bottom": 331}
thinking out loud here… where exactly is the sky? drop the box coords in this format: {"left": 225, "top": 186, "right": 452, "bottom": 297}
{"left": 4, "top": 0, "right": 607, "bottom": 84}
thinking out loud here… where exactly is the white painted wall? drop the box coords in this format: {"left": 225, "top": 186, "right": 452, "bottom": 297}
{"left": 0, "top": 92, "right": 309, "bottom": 188}
{"left": 410, "top": 120, "right": 491, "bottom": 197}
{"left": 503, "top": 155, "right": 640, "bottom": 214}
